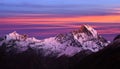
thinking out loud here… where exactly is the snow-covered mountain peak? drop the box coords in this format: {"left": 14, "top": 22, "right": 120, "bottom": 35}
{"left": 73, "top": 25, "right": 97, "bottom": 38}
{"left": 5, "top": 31, "right": 40, "bottom": 42}
{"left": 0, "top": 25, "right": 109, "bottom": 57}
{"left": 72, "top": 25, "right": 99, "bottom": 43}
{"left": 55, "top": 25, "right": 97, "bottom": 43}
{"left": 82, "top": 25, "right": 97, "bottom": 37}
{"left": 55, "top": 33, "right": 73, "bottom": 43}
{"left": 6, "top": 31, "right": 28, "bottom": 41}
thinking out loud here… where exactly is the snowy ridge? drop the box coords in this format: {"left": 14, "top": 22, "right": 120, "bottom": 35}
{"left": 0, "top": 25, "right": 109, "bottom": 57}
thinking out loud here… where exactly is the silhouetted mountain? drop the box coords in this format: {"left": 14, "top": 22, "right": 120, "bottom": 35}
{"left": 114, "top": 34, "right": 120, "bottom": 41}
{"left": 74, "top": 34, "right": 120, "bottom": 69}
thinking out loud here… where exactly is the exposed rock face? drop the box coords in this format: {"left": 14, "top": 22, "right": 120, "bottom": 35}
{"left": 0, "top": 25, "right": 111, "bottom": 69}
{"left": 0, "top": 25, "right": 109, "bottom": 57}
{"left": 74, "top": 34, "right": 120, "bottom": 69}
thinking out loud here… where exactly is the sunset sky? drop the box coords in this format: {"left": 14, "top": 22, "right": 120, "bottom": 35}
{"left": 0, "top": 0, "right": 120, "bottom": 40}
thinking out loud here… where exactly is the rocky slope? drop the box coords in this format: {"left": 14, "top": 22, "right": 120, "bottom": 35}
{"left": 0, "top": 25, "right": 111, "bottom": 69}
{"left": 74, "top": 34, "right": 120, "bottom": 69}
{"left": 0, "top": 25, "right": 109, "bottom": 57}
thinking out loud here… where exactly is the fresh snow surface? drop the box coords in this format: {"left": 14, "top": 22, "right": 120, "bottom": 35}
{"left": 0, "top": 25, "right": 109, "bottom": 57}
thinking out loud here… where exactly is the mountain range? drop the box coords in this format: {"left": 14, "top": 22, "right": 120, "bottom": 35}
{"left": 0, "top": 25, "right": 120, "bottom": 69}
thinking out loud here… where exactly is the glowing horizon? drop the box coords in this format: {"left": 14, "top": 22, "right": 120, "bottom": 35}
{"left": 0, "top": 0, "right": 120, "bottom": 41}
{"left": 0, "top": 14, "right": 120, "bottom": 24}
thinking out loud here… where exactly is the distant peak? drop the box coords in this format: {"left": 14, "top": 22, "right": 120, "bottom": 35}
{"left": 73, "top": 25, "right": 98, "bottom": 37}
{"left": 6, "top": 31, "right": 28, "bottom": 41}
{"left": 0, "top": 24, "right": 109, "bottom": 57}
{"left": 82, "top": 25, "right": 93, "bottom": 30}
{"left": 80, "top": 25, "right": 95, "bottom": 33}
{"left": 10, "top": 31, "right": 19, "bottom": 35}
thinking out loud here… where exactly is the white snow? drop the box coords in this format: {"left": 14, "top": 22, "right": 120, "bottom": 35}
{"left": 6, "top": 31, "right": 21, "bottom": 41}
{"left": 0, "top": 25, "right": 109, "bottom": 57}
{"left": 58, "top": 46, "right": 81, "bottom": 57}
{"left": 84, "top": 25, "right": 98, "bottom": 38}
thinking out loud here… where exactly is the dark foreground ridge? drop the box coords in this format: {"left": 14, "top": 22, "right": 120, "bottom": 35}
{"left": 74, "top": 35, "right": 120, "bottom": 69}
{"left": 0, "top": 25, "right": 120, "bottom": 69}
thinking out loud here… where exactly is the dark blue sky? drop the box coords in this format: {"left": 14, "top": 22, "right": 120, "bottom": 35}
{"left": 0, "top": 0, "right": 120, "bottom": 5}
{"left": 0, "top": 0, "right": 120, "bottom": 16}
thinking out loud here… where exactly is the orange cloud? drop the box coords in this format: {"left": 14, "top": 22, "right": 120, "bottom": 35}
{"left": 0, "top": 14, "right": 120, "bottom": 24}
